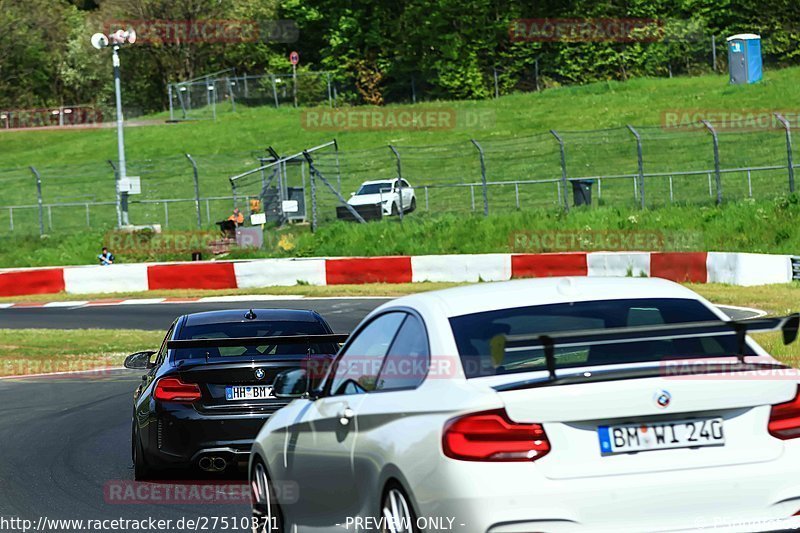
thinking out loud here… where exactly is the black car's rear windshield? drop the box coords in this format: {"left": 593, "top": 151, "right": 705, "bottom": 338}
{"left": 450, "top": 298, "right": 754, "bottom": 378}
{"left": 173, "top": 320, "right": 337, "bottom": 361}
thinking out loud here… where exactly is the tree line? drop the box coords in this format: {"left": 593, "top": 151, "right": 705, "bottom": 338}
{"left": 1, "top": 0, "right": 797, "bottom": 114}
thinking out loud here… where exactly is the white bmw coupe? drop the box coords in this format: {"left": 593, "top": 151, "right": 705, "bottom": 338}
{"left": 250, "top": 277, "right": 800, "bottom": 533}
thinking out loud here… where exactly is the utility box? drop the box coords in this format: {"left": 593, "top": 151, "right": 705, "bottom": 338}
{"left": 727, "top": 34, "right": 762, "bottom": 84}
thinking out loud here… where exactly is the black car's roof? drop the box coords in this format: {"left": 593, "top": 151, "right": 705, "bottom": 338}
{"left": 182, "top": 308, "right": 324, "bottom": 327}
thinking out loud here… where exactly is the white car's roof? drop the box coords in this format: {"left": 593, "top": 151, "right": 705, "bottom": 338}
{"left": 387, "top": 277, "right": 705, "bottom": 318}
{"left": 360, "top": 179, "right": 396, "bottom": 185}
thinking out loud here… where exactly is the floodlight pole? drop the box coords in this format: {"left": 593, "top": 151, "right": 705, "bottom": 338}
{"left": 112, "top": 45, "right": 130, "bottom": 226}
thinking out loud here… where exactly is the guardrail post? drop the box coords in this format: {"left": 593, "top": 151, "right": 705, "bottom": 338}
{"left": 29, "top": 166, "right": 44, "bottom": 236}
{"left": 627, "top": 125, "right": 646, "bottom": 209}
{"left": 549, "top": 130, "right": 570, "bottom": 212}
{"left": 388, "top": 145, "right": 404, "bottom": 221}
{"left": 701, "top": 120, "right": 723, "bottom": 204}
{"left": 470, "top": 139, "right": 489, "bottom": 216}
{"left": 8, "top": 207, "right": 13, "bottom": 231}
{"left": 775, "top": 113, "right": 795, "bottom": 193}
{"left": 185, "top": 154, "right": 202, "bottom": 228}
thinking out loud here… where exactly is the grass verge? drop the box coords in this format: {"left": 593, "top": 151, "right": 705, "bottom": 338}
{"left": 0, "top": 329, "right": 164, "bottom": 377}
{"left": 2, "top": 197, "right": 800, "bottom": 268}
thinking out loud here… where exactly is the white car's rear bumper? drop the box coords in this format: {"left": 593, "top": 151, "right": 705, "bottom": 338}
{"left": 413, "top": 441, "right": 800, "bottom": 533}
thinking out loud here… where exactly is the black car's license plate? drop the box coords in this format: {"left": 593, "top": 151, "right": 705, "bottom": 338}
{"left": 225, "top": 385, "right": 273, "bottom": 401}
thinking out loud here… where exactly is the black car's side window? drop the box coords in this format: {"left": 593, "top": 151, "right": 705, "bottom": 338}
{"left": 375, "top": 314, "right": 430, "bottom": 391}
{"left": 155, "top": 323, "right": 175, "bottom": 367}
{"left": 328, "top": 312, "right": 406, "bottom": 396}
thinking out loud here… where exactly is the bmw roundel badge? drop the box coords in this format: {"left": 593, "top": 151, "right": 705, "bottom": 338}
{"left": 654, "top": 389, "right": 671, "bottom": 408}
{"left": 254, "top": 368, "right": 266, "bottom": 380}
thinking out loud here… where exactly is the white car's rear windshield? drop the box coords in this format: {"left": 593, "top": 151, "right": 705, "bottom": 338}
{"left": 449, "top": 298, "right": 754, "bottom": 378}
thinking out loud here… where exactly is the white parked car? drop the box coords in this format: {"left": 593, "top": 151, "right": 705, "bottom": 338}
{"left": 347, "top": 178, "right": 416, "bottom": 216}
{"left": 250, "top": 277, "right": 800, "bottom": 533}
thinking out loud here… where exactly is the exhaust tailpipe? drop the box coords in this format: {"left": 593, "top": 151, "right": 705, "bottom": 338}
{"left": 198, "top": 455, "right": 228, "bottom": 472}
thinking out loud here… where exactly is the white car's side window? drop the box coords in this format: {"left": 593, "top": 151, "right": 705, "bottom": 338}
{"left": 375, "top": 314, "right": 429, "bottom": 391}
{"left": 328, "top": 312, "right": 406, "bottom": 396}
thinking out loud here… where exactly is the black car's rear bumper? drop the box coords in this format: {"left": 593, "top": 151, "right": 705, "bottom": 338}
{"left": 140, "top": 400, "right": 289, "bottom": 469}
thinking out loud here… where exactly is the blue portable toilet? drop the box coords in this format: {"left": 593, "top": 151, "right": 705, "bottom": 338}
{"left": 727, "top": 34, "right": 762, "bottom": 84}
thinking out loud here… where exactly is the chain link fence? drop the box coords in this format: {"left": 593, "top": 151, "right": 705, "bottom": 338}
{"left": 1, "top": 123, "right": 797, "bottom": 237}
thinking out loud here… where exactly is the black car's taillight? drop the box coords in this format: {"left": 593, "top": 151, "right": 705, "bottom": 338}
{"left": 443, "top": 408, "right": 550, "bottom": 461}
{"left": 154, "top": 377, "right": 202, "bottom": 402}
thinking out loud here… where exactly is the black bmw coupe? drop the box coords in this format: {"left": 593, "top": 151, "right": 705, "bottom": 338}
{"left": 124, "top": 308, "right": 345, "bottom": 480}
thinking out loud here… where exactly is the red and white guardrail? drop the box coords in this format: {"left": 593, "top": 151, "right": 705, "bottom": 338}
{"left": 0, "top": 251, "right": 794, "bottom": 298}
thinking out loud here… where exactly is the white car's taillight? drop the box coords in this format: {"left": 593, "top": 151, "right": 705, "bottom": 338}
{"left": 769, "top": 386, "right": 800, "bottom": 440}
{"left": 442, "top": 408, "right": 550, "bottom": 461}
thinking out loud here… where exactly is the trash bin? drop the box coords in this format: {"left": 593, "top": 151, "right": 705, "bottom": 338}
{"left": 571, "top": 179, "right": 593, "bottom": 207}
{"left": 727, "top": 34, "right": 762, "bottom": 85}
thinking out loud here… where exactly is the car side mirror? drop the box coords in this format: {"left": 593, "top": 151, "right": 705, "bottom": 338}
{"left": 350, "top": 192, "right": 355, "bottom": 196}
{"left": 272, "top": 368, "right": 311, "bottom": 399}
{"left": 124, "top": 350, "right": 156, "bottom": 370}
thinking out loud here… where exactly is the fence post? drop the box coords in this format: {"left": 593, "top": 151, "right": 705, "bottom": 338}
{"left": 226, "top": 77, "right": 236, "bottom": 113}
{"left": 334, "top": 138, "right": 342, "bottom": 194}
{"left": 168, "top": 84, "right": 174, "bottom": 121}
{"left": 326, "top": 72, "right": 333, "bottom": 108}
{"left": 774, "top": 113, "right": 795, "bottom": 193}
{"left": 470, "top": 139, "right": 489, "bottom": 216}
{"left": 388, "top": 145, "right": 404, "bottom": 221}
{"left": 701, "top": 120, "right": 723, "bottom": 204}
{"left": 185, "top": 153, "right": 203, "bottom": 228}
{"left": 493, "top": 68, "right": 499, "bottom": 99}
{"left": 271, "top": 74, "right": 279, "bottom": 108}
{"left": 29, "top": 166, "right": 44, "bottom": 236}
{"left": 229, "top": 178, "right": 239, "bottom": 211}
{"left": 712, "top": 35, "right": 717, "bottom": 71}
{"left": 8, "top": 207, "right": 13, "bottom": 231}
{"left": 549, "top": 130, "right": 570, "bottom": 212}
{"left": 626, "top": 125, "right": 646, "bottom": 209}
{"left": 309, "top": 158, "right": 318, "bottom": 232}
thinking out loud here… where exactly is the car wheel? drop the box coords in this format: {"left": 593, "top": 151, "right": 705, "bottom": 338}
{"left": 408, "top": 197, "right": 417, "bottom": 213}
{"left": 251, "top": 460, "right": 283, "bottom": 533}
{"left": 132, "top": 428, "right": 153, "bottom": 481}
{"left": 381, "top": 484, "right": 418, "bottom": 533}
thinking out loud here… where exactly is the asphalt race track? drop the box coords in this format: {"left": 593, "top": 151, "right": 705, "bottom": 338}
{"left": 0, "top": 299, "right": 761, "bottom": 531}
{"left": 0, "top": 298, "right": 389, "bottom": 331}
{"left": 0, "top": 299, "right": 384, "bottom": 532}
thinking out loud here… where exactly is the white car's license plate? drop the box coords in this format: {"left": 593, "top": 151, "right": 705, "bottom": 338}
{"left": 225, "top": 385, "right": 272, "bottom": 401}
{"left": 598, "top": 417, "right": 725, "bottom": 455}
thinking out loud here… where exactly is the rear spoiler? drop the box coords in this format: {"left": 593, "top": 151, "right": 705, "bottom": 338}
{"left": 491, "top": 314, "right": 800, "bottom": 382}
{"left": 167, "top": 334, "right": 349, "bottom": 350}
